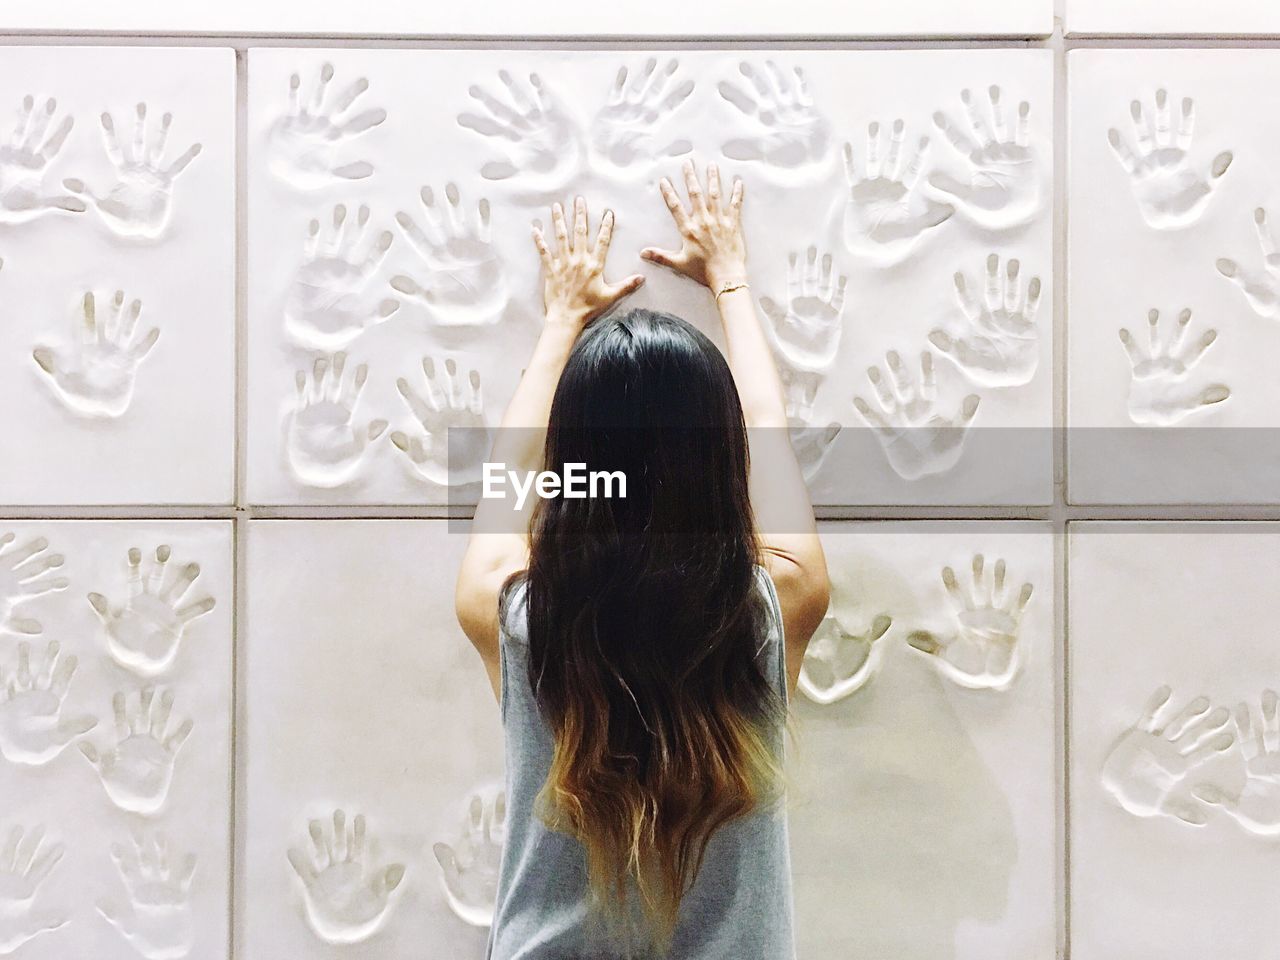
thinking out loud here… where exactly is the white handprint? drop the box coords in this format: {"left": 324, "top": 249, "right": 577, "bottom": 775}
{"left": 841, "top": 120, "right": 953, "bottom": 263}
{"left": 63, "top": 103, "right": 201, "bottom": 240}
{"left": 87, "top": 545, "right": 217, "bottom": 677}
{"left": 760, "top": 247, "right": 848, "bottom": 372}
{"left": 287, "top": 809, "right": 406, "bottom": 945}
{"left": 906, "top": 554, "right": 1033, "bottom": 691}
{"left": 0, "top": 640, "right": 96, "bottom": 766}
{"left": 32, "top": 289, "right": 161, "bottom": 418}
{"left": 391, "top": 183, "right": 506, "bottom": 327}
{"left": 456, "top": 71, "right": 582, "bottom": 189}
{"left": 852, "top": 350, "right": 981, "bottom": 481}
{"left": 433, "top": 786, "right": 506, "bottom": 928}
{"left": 929, "top": 253, "right": 1042, "bottom": 388}
{"left": 285, "top": 203, "right": 398, "bottom": 349}
{"left": 391, "top": 357, "right": 489, "bottom": 487}
{"left": 285, "top": 353, "right": 388, "bottom": 488}
{"left": 1216, "top": 207, "right": 1280, "bottom": 320}
{"left": 798, "top": 613, "right": 892, "bottom": 706}
{"left": 79, "top": 686, "right": 193, "bottom": 816}
{"left": 591, "top": 58, "right": 694, "bottom": 172}
{"left": 929, "top": 86, "right": 1042, "bottom": 230}
{"left": 1102, "top": 686, "right": 1233, "bottom": 826}
{"left": 98, "top": 830, "right": 197, "bottom": 960}
{"left": 1107, "top": 89, "right": 1232, "bottom": 230}
{"left": 0, "top": 824, "right": 67, "bottom": 955}
{"left": 0, "top": 533, "right": 68, "bottom": 636}
{"left": 268, "top": 63, "right": 387, "bottom": 189}
{"left": 718, "top": 61, "right": 832, "bottom": 173}
{"left": 777, "top": 365, "right": 839, "bottom": 485}
{"left": 0, "top": 95, "right": 84, "bottom": 224}
{"left": 1194, "top": 690, "right": 1280, "bottom": 836}
{"left": 1118, "top": 308, "right": 1229, "bottom": 426}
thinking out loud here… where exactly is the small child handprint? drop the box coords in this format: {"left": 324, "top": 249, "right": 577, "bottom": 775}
{"left": 33, "top": 290, "right": 161, "bottom": 418}
{"left": 1118, "top": 308, "right": 1229, "bottom": 426}
{"left": 906, "top": 554, "right": 1033, "bottom": 691}
{"left": 64, "top": 103, "right": 202, "bottom": 240}
{"left": 79, "top": 686, "right": 193, "bottom": 816}
{"left": 1107, "top": 89, "right": 1232, "bottom": 230}
{"left": 287, "top": 809, "right": 406, "bottom": 945}
{"left": 268, "top": 63, "right": 387, "bottom": 188}
{"left": 434, "top": 786, "right": 506, "bottom": 928}
{"left": 285, "top": 353, "right": 388, "bottom": 488}
{"left": 930, "top": 86, "right": 1042, "bottom": 229}
{"left": 0, "top": 640, "right": 97, "bottom": 766}
{"left": 390, "top": 357, "right": 489, "bottom": 487}
{"left": 87, "top": 544, "right": 217, "bottom": 677}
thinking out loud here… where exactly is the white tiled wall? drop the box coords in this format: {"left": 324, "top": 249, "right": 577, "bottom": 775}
{"left": 1, "top": 4, "right": 1277, "bottom": 959}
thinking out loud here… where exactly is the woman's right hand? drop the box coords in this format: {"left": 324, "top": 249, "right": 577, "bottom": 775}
{"left": 641, "top": 160, "right": 748, "bottom": 293}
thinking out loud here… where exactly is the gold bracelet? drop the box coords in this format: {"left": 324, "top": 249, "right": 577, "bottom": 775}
{"left": 714, "top": 281, "right": 749, "bottom": 302}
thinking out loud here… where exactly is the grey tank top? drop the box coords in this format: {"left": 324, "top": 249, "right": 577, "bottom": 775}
{"left": 487, "top": 566, "right": 796, "bottom": 960}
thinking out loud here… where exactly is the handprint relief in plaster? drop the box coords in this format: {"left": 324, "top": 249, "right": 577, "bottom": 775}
{"left": 0, "top": 824, "right": 67, "bottom": 956}
{"left": 929, "top": 253, "right": 1042, "bottom": 388}
{"left": 79, "top": 686, "right": 193, "bottom": 816}
{"left": 63, "top": 104, "right": 201, "bottom": 240}
{"left": 0, "top": 95, "right": 83, "bottom": 224}
{"left": 1107, "top": 89, "right": 1232, "bottom": 230}
{"left": 906, "top": 554, "right": 1033, "bottom": 691}
{"left": 287, "top": 809, "right": 406, "bottom": 945}
{"left": 930, "top": 86, "right": 1042, "bottom": 229}
{"left": 391, "top": 183, "right": 506, "bottom": 327}
{"left": 591, "top": 58, "right": 693, "bottom": 173}
{"left": 285, "top": 353, "right": 388, "bottom": 488}
{"left": 285, "top": 203, "right": 398, "bottom": 349}
{"left": 87, "top": 545, "right": 217, "bottom": 677}
{"left": 33, "top": 290, "right": 161, "bottom": 418}
{"left": 852, "top": 350, "right": 981, "bottom": 481}
{"left": 760, "top": 247, "right": 848, "bottom": 372}
{"left": 798, "top": 613, "right": 893, "bottom": 706}
{"left": 268, "top": 63, "right": 387, "bottom": 189}
{"left": 434, "top": 786, "right": 506, "bottom": 928}
{"left": 390, "top": 357, "right": 489, "bottom": 487}
{"left": 98, "top": 830, "right": 197, "bottom": 960}
{"left": 717, "top": 61, "right": 832, "bottom": 173}
{"left": 457, "top": 71, "right": 582, "bottom": 189}
{"left": 0, "top": 641, "right": 96, "bottom": 767}
{"left": 1216, "top": 207, "right": 1280, "bottom": 320}
{"left": 1194, "top": 690, "right": 1280, "bottom": 837}
{"left": 1118, "top": 308, "right": 1229, "bottom": 426}
{"left": 0, "top": 533, "right": 68, "bottom": 637}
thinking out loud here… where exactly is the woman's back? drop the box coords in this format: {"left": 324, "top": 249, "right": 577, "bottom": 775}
{"left": 488, "top": 567, "right": 796, "bottom": 960}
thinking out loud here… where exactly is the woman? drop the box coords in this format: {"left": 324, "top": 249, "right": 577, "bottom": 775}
{"left": 455, "top": 160, "right": 830, "bottom": 959}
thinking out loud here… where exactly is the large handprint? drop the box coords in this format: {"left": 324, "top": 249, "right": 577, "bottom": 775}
{"left": 1101, "top": 686, "right": 1233, "bottom": 825}
{"left": 591, "top": 58, "right": 694, "bottom": 172}
{"left": 457, "top": 71, "right": 582, "bottom": 189}
{"left": 87, "top": 545, "right": 217, "bottom": 677}
{"left": 929, "top": 253, "right": 1042, "bottom": 388}
{"left": 906, "top": 554, "right": 1033, "bottom": 691}
{"left": 33, "top": 290, "right": 161, "bottom": 418}
{"left": 268, "top": 63, "right": 387, "bottom": 188}
{"left": 434, "top": 786, "right": 506, "bottom": 928}
{"left": 98, "top": 830, "right": 196, "bottom": 960}
{"left": 79, "top": 686, "right": 193, "bottom": 816}
{"left": 285, "top": 203, "right": 399, "bottom": 349}
{"left": 390, "top": 357, "right": 489, "bottom": 487}
{"left": 1107, "top": 89, "right": 1232, "bottom": 230}
{"left": 930, "top": 86, "right": 1041, "bottom": 229}
{"left": 0, "top": 824, "right": 67, "bottom": 955}
{"left": 285, "top": 353, "right": 388, "bottom": 488}
{"left": 0, "top": 533, "right": 68, "bottom": 636}
{"left": 63, "top": 104, "right": 201, "bottom": 240}
{"left": 287, "top": 809, "right": 406, "bottom": 944}
{"left": 0, "top": 95, "right": 84, "bottom": 224}
{"left": 0, "top": 640, "right": 96, "bottom": 766}
{"left": 391, "top": 183, "right": 506, "bottom": 326}
{"left": 718, "top": 61, "right": 832, "bottom": 172}
{"left": 842, "top": 120, "right": 953, "bottom": 263}
{"left": 1216, "top": 207, "right": 1280, "bottom": 320}
{"left": 760, "top": 247, "right": 848, "bottom": 372}
{"left": 1118, "top": 308, "right": 1229, "bottom": 426}
{"left": 1195, "top": 690, "right": 1280, "bottom": 836}
{"left": 852, "top": 350, "right": 981, "bottom": 481}
{"left": 798, "top": 613, "right": 893, "bottom": 706}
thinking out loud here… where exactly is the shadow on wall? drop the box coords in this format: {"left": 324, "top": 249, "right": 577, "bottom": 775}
{"left": 789, "top": 627, "right": 1017, "bottom": 959}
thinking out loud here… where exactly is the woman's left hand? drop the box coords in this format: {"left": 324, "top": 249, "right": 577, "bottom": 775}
{"left": 533, "top": 196, "right": 644, "bottom": 330}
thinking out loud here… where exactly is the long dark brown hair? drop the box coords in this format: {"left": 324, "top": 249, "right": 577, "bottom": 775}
{"left": 508, "top": 308, "right": 783, "bottom": 946}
